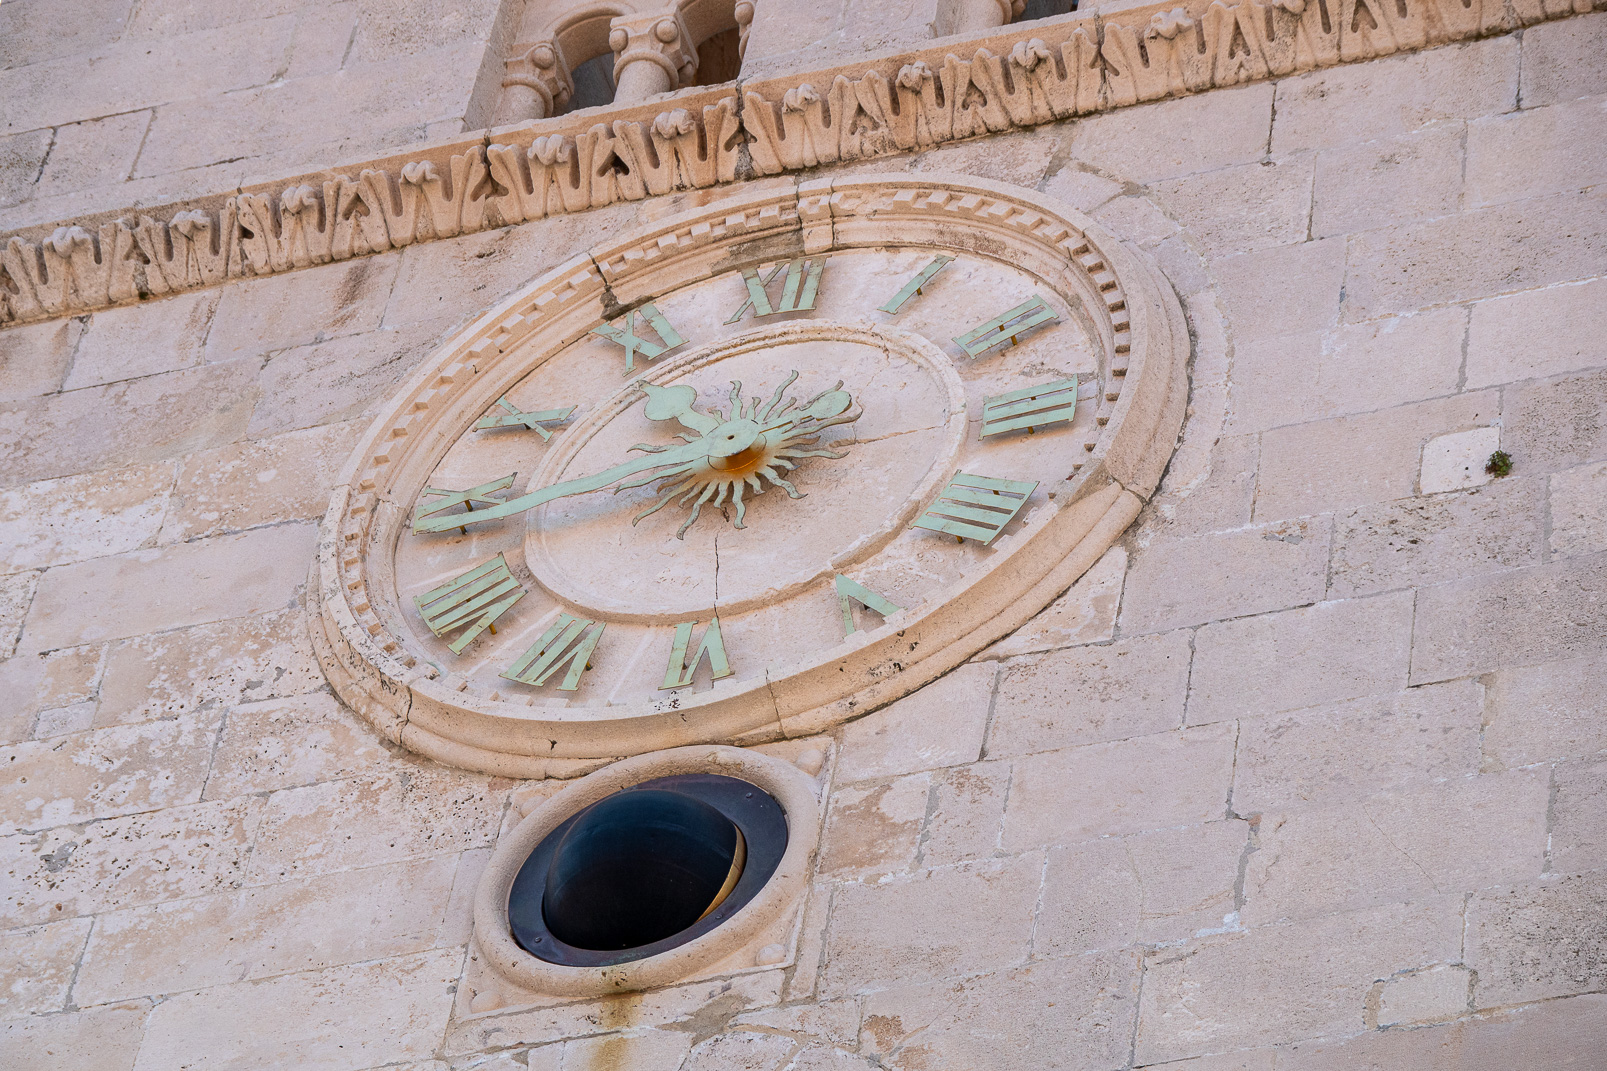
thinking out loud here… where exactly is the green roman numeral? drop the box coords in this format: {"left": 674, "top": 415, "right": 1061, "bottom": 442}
{"left": 953, "top": 295, "right": 1060, "bottom": 358}
{"left": 878, "top": 255, "right": 953, "bottom": 315}
{"left": 979, "top": 377, "right": 1079, "bottom": 438}
{"left": 661, "top": 617, "right": 733, "bottom": 689}
{"left": 501, "top": 614, "right": 605, "bottom": 691}
{"left": 724, "top": 259, "right": 826, "bottom": 323}
{"left": 590, "top": 301, "right": 686, "bottom": 374}
{"left": 912, "top": 473, "right": 1039, "bottom": 546}
{"left": 475, "top": 397, "right": 576, "bottom": 441}
{"left": 413, "top": 554, "right": 525, "bottom": 654}
{"left": 835, "top": 574, "right": 903, "bottom": 636}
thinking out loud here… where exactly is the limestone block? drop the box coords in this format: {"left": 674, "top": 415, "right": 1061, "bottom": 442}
{"left": 33, "top": 111, "right": 153, "bottom": 202}
{"left": 732, "top": 1001, "right": 863, "bottom": 1049}
{"left": 0, "top": 16, "right": 297, "bottom": 134}
{"left": 1502, "top": 368, "right": 1607, "bottom": 473}
{"left": 96, "top": 607, "right": 323, "bottom": 726}
{"left": 1090, "top": 195, "right": 1182, "bottom": 248}
{"left": 1344, "top": 188, "right": 1607, "bottom": 321}
{"left": 66, "top": 290, "right": 219, "bottom": 390}
{"left": 0, "top": 916, "right": 91, "bottom": 1018}
{"left": 1150, "top": 433, "right": 1258, "bottom": 538}
{"left": 34, "top": 701, "right": 97, "bottom": 738}
{"left": 1410, "top": 552, "right": 1607, "bottom": 683}
{"left": 1226, "top": 307, "right": 1466, "bottom": 436}
{"left": 1154, "top": 156, "right": 1314, "bottom": 256}
{"left": 1189, "top": 592, "right": 1415, "bottom": 725}
{"left": 205, "top": 255, "right": 398, "bottom": 365}
{"left": 1465, "top": 874, "right": 1607, "bottom": 1005}
{"left": 1467, "top": 278, "right": 1607, "bottom": 388}
{"left": 1212, "top": 237, "right": 1345, "bottom": 346}
{"left": 681, "top": 1031, "right": 796, "bottom": 1070}
{"left": 1038, "top": 166, "right": 1125, "bottom": 214}
{"left": 22, "top": 523, "right": 316, "bottom": 651}
{"left": 1550, "top": 460, "right": 1607, "bottom": 558}
{"left": 1519, "top": 13, "right": 1607, "bottom": 108}
{"left": 981, "top": 545, "right": 1125, "bottom": 660}
{"left": 0, "top": 570, "right": 38, "bottom": 660}
{"left": 1467, "top": 96, "right": 1607, "bottom": 208}
{"left": 130, "top": 947, "right": 460, "bottom": 1071}
{"left": 0, "top": 317, "right": 79, "bottom": 403}
{"left": 917, "top": 761, "right": 1010, "bottom": 868}
{"left": 348, "top": 0, "right": 501, "bottom": 62}
{"left": 202, "top": 691, "right": 395, "bottom": 801}
{"left": 1311, "top": 123, "right": 1464, "bottom": 237}
{"left": 1374, "top": 965, "right": 1473, "bottom": 1027}
{"left": 1002, "top": 724, "right": 1236, "bottom": 848}
{"left": 160, "top": 421, "right": 362, "bottom": 543}
{"left": 1232, "top": 680, "right": 1482, "bottom": 812}
{"left": 282, "top": 3, "right": 359, "bottom": 81}
{"left": 907, "top": 130, "right": 1062, "bottom": 189}
{"left": 124, "top": 0, "right": 326, "bottom": 39}
{"left": 73, "top": 855, "right": 459, "bottom": 1005}
{"left": 1150, "top": 1052, "right": 1275, "bottom": 1071}
{"left": 0, "top": 358, "right": 259, "bottom": 490}
{"left": 1038, "top": 820, "right": 1248, "bottom": 953}
{"left": 0, "top": 462, "right": 173, "bottom": 572}
{"left": 0, "top": 796, "right": 258, "bottom": 927}
{"left": 1063, "top": 84, "right": 1274, "bottom": 184}
{"left": 1134, "top": 898, "right": 1462, "bottom": 1062}
{"left": 817, "top": 773, "right": 929, "bottom": 879}
{"left": 819, "top": 854, "right": 1042, "bottom": 997}
{"left": 1329, "top": 478, "right": 1545, "bottom": 597}
{"left": 1277, "top": 992, "right": 1607, "bottom": 1069}
{"left": 0, "top": 709, "right": 221, "bottom": 836}
{"left": 0, "top": 0, "right": 133, "bottom": 70}
{"left": 1241, "top": 769, "right": 1549, "bottom": 924}
{"left": 988, "top": 630, "right": 1189, "bottom": 757}
{"left": 246, "top": 317, "right": 453, "bottom": 437}
{"left": 1548, "top": 758, "right": 1607, "bottom": 876}
{"left": 0, "top": 128, "right": 50, "bottom": 210}
{"left": 0, "top": 1001, "right": 149, "bottom": 1071}
{"left": 1120, "top": 517, "right": 1331, "bottom": 634}
{"left": 562, "top": 1030, "right": 695, "bottom": 1070}
{"left": 1255, "top": 391, "right": 1499, "bottom": 520}
{"left": 859, "top": 953, "right": 1137, "bottom": 1070}
{"left": 1419, "top": 425, "right": 1501, "bottom": 494}
{"left": 835, "top": 661, "right": 995, "bottom": 782}
{"left": 1482, "top": 651, "right": 1607, "bottom": 769}
{"left": 1271, "top": 37, "right": 1519, "bottom": 153}
{"left": 246, "top": 765, "right": 502, "bottom": 882}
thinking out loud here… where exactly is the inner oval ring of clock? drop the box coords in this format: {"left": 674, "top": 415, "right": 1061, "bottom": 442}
{"left": 522, "top": 322, "right": 967, "bottom": 621}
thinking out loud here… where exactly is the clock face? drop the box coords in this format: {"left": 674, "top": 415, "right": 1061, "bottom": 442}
{"left": 314, "top": 175, "right": 1189, "bottom": 777}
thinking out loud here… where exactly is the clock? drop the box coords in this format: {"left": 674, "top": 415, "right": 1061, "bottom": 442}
{"left": 312, "top": 173, "right": 1189, "bottom": 777}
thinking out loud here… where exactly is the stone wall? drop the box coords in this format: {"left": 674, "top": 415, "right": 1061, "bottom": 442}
{"left": 1, "top": 9, "right": 1605, "bottom": 1070}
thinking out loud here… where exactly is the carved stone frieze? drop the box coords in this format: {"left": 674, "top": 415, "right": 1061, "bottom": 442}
{"left": 0, "top": 0, "right": 1597, "bottom": 328}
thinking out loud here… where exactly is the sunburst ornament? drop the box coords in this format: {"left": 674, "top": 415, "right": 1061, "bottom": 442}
{"left": 410, "top": 371, "right": 858, "bottom": 536}
{"left": 621, "top": 372, "right": 859, "bottom": 538}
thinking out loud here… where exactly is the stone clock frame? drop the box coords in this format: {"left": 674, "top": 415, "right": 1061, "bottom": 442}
{"left": 310, "top": 172, "right": 1190, "bottom": 778}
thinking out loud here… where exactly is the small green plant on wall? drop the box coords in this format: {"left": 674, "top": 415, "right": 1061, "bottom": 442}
{"left": 1486, "top": 450, "right": 1514, "bottom": 478}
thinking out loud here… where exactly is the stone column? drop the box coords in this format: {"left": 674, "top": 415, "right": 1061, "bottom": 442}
{"left": 495, "top": 39, "right": 574, "bottom": 124}
{"left": 609, "top": 11, "right": 698, "bottom": 103}
{"left": 947, "top": 0, "right": 1025, "bottom": 34}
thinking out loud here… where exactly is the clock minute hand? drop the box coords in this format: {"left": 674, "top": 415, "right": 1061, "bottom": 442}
{"left": 413, "top": 439, "right": 710, "bottom": 534}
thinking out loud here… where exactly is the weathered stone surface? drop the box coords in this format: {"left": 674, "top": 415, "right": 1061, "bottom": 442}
{"left": 1501, "top": 368, "right": 1607, "bottom": 473}
{"left": 0, "top": 462, "right": 172, "bottom": 572}
{"left": 981, "top": 545, "right": 1124, "bottom": 660}
{"left": 1328, "top": 479, "right": 1546, "bottom": 597}
{"left": 0, "top": 710, "right": 221, "bottom": 836}
{"left": 1, "top": 796, "right": 258, "bottom": 926}
{"left": 1149, "top": 432, "right": 1257, "bottom": 538}
{"left": 859, "top": 953, "right": 1137, "bottom": 1070}
{"left": 1232, "top": 681, "right": 1482, "bottom": 813}
{"left": 1241, "top": 769, "right": 1549, "bottom": 924}
{"left": 1226, "top": 307, "right": 1466, "bottom": 436}
{"left": 160, "top": 421, "right": 361, "bottom": 543}
{"left": 245, "top": 765, "right": 501, "bottom": 882}
{"left": 95, "top": 607, "right": 322, "bottom": 726}
{"left": 1548, "top": 758, "right": 1607, "bottom": 877}
{"left": 1154, "top": 157, "right": 1312, "bottom": 257}
{"left": 202, "top": 691, "right": 394, "bottom": 800}
{"left": 1466, "top": 95, "right": 1607, "bottom": 208}
{"left": 1002, "top": 724, "right": 1236, "bottom": 848}
{"left": 1465, "top": 874, "right": 1607, "bottom": 1005}
{"left": 1279, "top": 992, "right": 1607, "bottom": 1069}
{"left": 1375, "top": 964, "right": 1473, "bottom": 1027}
{"left": 31, "top": 110, "right": 153, "bottom": 202}
{"left": 1188, "top": 592, "right": 1414, "bottom": 726}
{"left": 1213, "top": 238, "right": 1346, "bottom": 346}
{"left": 1311, "top": 124, "right": 1464, "bottom": 237}
{"left": 1134, "top": 899, "right": 1462, "bottom": 1062}
{"left": 1255, "top": 392, "right": 1499, "bottom": 520}
{"left": 73, "top": 855, "right": 458, "bottom": 1005}
{"left": 205, "top": 256, "right": 399, "bottom": 366}
{"left": 0, "top": 1000, "right": 149, "bottom": 1071}
{"left": 1064, "top": 84, "right": 1274, "bottom": 184}
{"left": 22, "top": 523, "right": 314, "bottom": 650}
{"left": 1482, "top": 650, "right": 1607, "bottom": 769}
{"left": 916, "top": 761, "right": 1009, "bottom": 869}
{"left": 1549, "top": 460, "right": 1607, "bottom": 558}
{"left": 1418, "top": 425, "right": 1501, "bottom": 494}
{"left": 1411, "top": 552, "right": 1607, "bottom": 683}
{"left": 817, "top": 773, "right": 929, "bottom": 879}
{"left": 0, "top": 915, "right": 90, "bottom": 1018}
{"left": 0, "top": 571, "right": 38, "bottom": 661}
{"left": 0, "top": 128, "right": 52, "bottom": 210}
{"left": 1519, "top": 14, "right": 1607, "bottom": 108}
{"left": 1120, "top": 517, "right": 1330, "bottom": 634}
{"left": 1344, "top": 188, "right": 1607, "bottom": 320}
{"left": 66, "top": 290, "right": 219, "bottom": 390}
{"left": 1271, "top": 37, "right": 1519, "bottom": 153}
{"left": 0, "top": 318, "right": 78, "bottom": 403}
{"left": 131, "top": 947, "right": 461, "bottom": 1071}
{"left": 836, "top": 661, "right": 996, "bottom": 783}
{"left": 988, "top": 631, "right": 1189, "bottom": 757}
{"left": 820, "top": 854, "right": 1041, "bottom": 997}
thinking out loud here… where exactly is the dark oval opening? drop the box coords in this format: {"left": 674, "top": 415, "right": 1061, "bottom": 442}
{"left": 541, "top": 789, "right": 744, "bottom": 951}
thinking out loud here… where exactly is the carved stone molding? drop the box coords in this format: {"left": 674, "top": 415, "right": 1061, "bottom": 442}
{"left": 1, "top": 1, "right": 1596, "bottom": 328}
